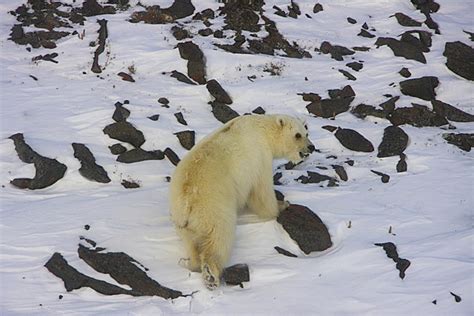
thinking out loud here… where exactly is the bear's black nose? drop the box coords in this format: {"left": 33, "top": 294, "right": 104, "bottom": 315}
{"left": 308, "top": 144, "right": 315, "bottom": 152}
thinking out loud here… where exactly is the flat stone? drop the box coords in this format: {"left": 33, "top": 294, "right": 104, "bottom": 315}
{"left": 399, "top": 76, "right": 439, "bottom": 101}
{"left": 277, "top": 204, "right": 332, "bottom": 254}
{"left": 432, "top": 100, "right": 474, "bottom": 122}
{"left": 222, "top": 264, "right": 250, "bottom": 287}
{"left": 117, "top": 148, "right": 164, "bottom": 163}
{"left": 210, "top": 101, "right": 239, "bottom": 123}
{"left": 174, "top": 130, "right": 195, "bottom": 150}
{"left": 442, "top": 133, "right": 474, "bottom": 152}
{"left": 72, "top": 143, "right": 110, "bottom": 183}
{"left": 377, "top": 126, "right": 409, "bottom": 158}
{"left": 334, "top": 128, "right": 374, "bottom": 152}
{"left": 9, "top": 133, "right": 67, "bottom": 190}
{"left": 206, "top": 79, "right": 232, "bottom": 104}
{"left": 77, "top": 243, "right": 183, "bottom": 298}
{"left": 103, "top": 121, "right": 145, "bottom": 148}
{"left": 443, "top": 41, "right": 474, "bottom": 81}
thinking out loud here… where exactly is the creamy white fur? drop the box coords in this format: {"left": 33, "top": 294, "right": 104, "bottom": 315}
{"left": 169, "top": 114, "right": 313, "bottom": 289}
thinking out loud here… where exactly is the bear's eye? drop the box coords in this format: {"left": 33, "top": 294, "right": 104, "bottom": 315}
{"left": 295, "top": 133, "right": 302, "bottom": 139}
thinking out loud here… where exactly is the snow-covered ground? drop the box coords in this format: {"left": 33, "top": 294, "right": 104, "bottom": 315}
{"left": 1, "top": 0, "right": 473, "bottom": 314}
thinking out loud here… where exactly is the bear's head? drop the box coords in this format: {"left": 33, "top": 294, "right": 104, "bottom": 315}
{"left": 273, "top": 115, "right": 315, "bottom": 164}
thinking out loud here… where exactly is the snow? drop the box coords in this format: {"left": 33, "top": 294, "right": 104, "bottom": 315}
{"left": 1, "top": 0, "right": 473, "bottom": 314}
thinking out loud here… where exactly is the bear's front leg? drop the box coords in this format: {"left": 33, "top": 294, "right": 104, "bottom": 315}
{"left": 247, "top": 169, "right": 282, "bottom": 220}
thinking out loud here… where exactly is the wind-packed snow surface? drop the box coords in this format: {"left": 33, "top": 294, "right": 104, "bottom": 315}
{"left": 1, "top": 0, "right": 473, "bottom": 314}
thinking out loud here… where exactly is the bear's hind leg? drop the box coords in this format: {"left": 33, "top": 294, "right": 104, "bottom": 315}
{"left": 177, "top": 228, "right": 201, "bottom": 272}
{"left": 198, "top": 218, "right": 235, "bottom": 290}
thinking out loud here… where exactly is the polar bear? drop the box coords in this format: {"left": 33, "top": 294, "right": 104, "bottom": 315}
{"left": 169, "top": 114, "right": 315, "bottom": 289}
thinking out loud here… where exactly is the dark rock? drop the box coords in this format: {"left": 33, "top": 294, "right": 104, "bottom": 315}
{"left": 32, "top": 52, "right": 59, "bottom": 63}
{"left": 223, "top": 264, "right": 250, "bottom": 287}
{"left": 320, "top": 41, "right": 355, "bottom": 61}
{"left": 345, "top": 159, "right": 355, "bottom": 166}
{"left": 112, "top": 103, "right": 130, "bottom": 122}
{"left": 358, "top": 29, "right": 375, "bottom": 38}
{"left": 170, "top": 70, "right": 196, "bottom": 85}
{"left": 164, "top": 148, "right": 180, "bottom": 166}
{"left": 351, "top": 104, "right": 386, "bottom": 119}
{"left": 9, "top": 133, "right": 67, "bottom": 190}
{"left": 193, "top": 8, "right": 215, "bottom": 21}
{"left": 148, "top": 114, "right": 160, "bottom": 121}
{"left": 72, "top": 143, "right": 110, "bottom": 183}
{"left": 313, "top": 3, "right": 324, "bottom": 13}
{"left": 81, "top": 0, "right": 116, "bottom": 17}
{"left": 339, "top": 69, "right": 356, "bottom": 80}
{"left": 130, "top": 0, "right": 195, "bottom": 24}
{"left": 464, "top": 30, "right": 474, "bottom": 41}
{"left": 347, "top": 17, "right": 357, "bottom": 24}
{"left": 450, "top": 292, "right": 462, "bottom": 303}
{"left": 397, "top": 153, "right": 408, "bottom": 173}
{"left": 206, "top": 79, "right": 233, "bottom": 104}
{"left": 171, "top": 26, "right": 191, "bottom": 40}
{"left": 210, "top": 101, "right": 239, "bottom": 123}
{"left": 109, "top": 144, "right": 127, "bottom": 155}
{"left": 103, "top": 121, "right": 145, "bottom": 148}
{"left": 273, "top": 5, "right": 287, "bottom": 17}
{"left": 378, "top": 96, "right": 400, "bottom": 113}
{"left": 174, "top": 130, "right": 195, "bottom": 150}
{"left": 375, "top": 36, "right": 426, "bottom": 63}
{"left": 117, "top": 148, "right": 165, "bottom": 163}
{"left": 174, "top": 112, "right": 188, "bottom": 125}
{"left": 377, "top": 126, "right": 409, "bottom": 158}
{"left": 277, "top": 204, "right": 332, "bottom": 254}
{"left": 396, "top": 258, "right": 411, "bottom": 279}
{"left": 298, "top": 93, "right": 321, "bottom": 102}
{"left": 399, "top": 76, "right": 439, "bottom": 101}
{"left": 332, "top": 165, "right": 348, "bottom": 181}
{"left": 121, "top": 179, "right": 140, "bottom": 189}
{"left": 371, "top": 170, "right": 390, "bottom": 183}
{"left": 399, "top": 67, "right": 411, "bottom": 78}
{"left": 158, "top": 97, "right": 169, "bottom": 106}
{"left": 45, "top": 253, "right": 137, "bottom": 296}
{"left": 322, "top": 125, "right": 338, "bottom": 132}
{"left": 84, "top": 224, "right": 91, "bottom": 231}
{"left": 273, "top": 172, "right": 283, "bottom": 185}
{"left": 297, "top": 171, "right": 337, "bottom": 185}
{"left": 393, "top": 12, "right": 422, "bottom": 27}
{"left": 334, "top": 128, "right": 374, "bottom": 152}
{"left": 443, "top": 41, "right": 474, "bottom": 81}
{"left": 346, "top": 62, "right": 363, "bottom": 71}
{"left": 252, "top": 107, "right": 266, "bottom": 114}
{"left": 352, "top": 46, "right": 370, "bottom": 52}
{"left": 442, "top": 133, "right": 474, "bottom": 152}
{"left": 362, "top": 22, "right": 369, "bottom": 30}
{"left": 118, "top": 72, "right": 135, "bottom": 82}
{"left": 275, "top": 190, "right": 285, "bottom": 201}
{"left": 220, "top": 1, "right": 262, "bottom": 33}
{"left": 198, "top": 28, "right": 213, "bottom": 37}
{"left": 91, "top": 19, "right": 108, "bottom": 73}
{"left": 213, "top": 30, "right": 224, "bottom": 38}
{"left": 424, "top": 15, "right": 440, "bottom": 34}
{"left": 161, "top": 0, "right": 195, "bottom": 20}
{"left": 306, "top": 97, "right": 354, "bottom": 118}
{"left": 274, "top": 246, "right": 297, "bottom": 257}
{"left": 187, "top": 60, "right": 206, "bottom": 84}
{"left": 177, "top": 41, "right": 203, "bottom": 61}
{"left": 432, "top": 100, "right": 474, "bottom": 122}
{"left": 328, "top": 85, "right": 355, "bottom": 99}
{"left": 389, "top": 104, "right": 448, "bottom": 127}
{"left": 176, "top": 41, "right": 206, "bottom": 84}
{"left": 287, "top": 1, "right": 301, "bottom": 18}
{"left": 77, "top": 244, "right": 182, "bottom": 298}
